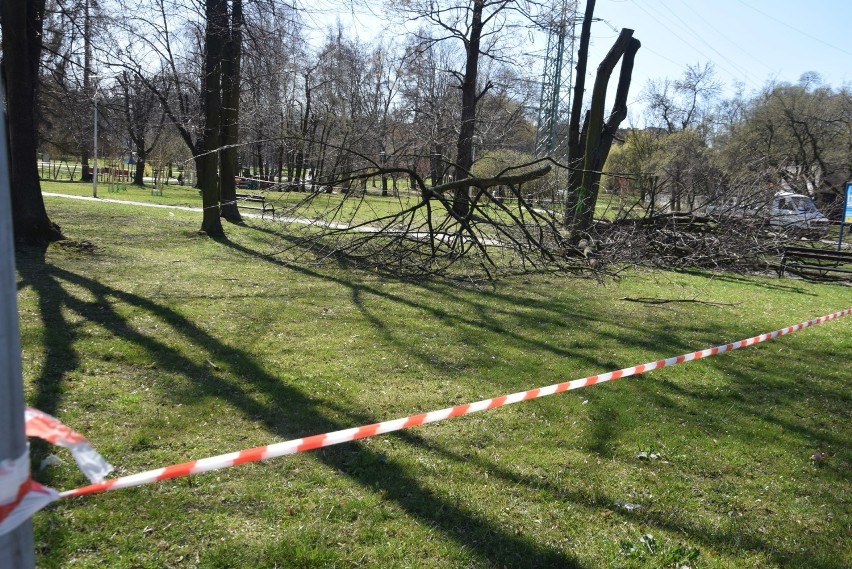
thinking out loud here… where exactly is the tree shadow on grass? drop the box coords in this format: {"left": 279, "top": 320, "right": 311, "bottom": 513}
{"left": 674, "top": 268, "right": 819, "bottom": 295}
{"left": 16, "top": 242, "right": 584, "bottom": 568}
{"left": 379, "top": 351, "right": 849, "bottom": 569}
{"left": 16, "top": 245, "right": 81, "bottom": 418}
{"left": 212, "top": 235, "right": 850, "bottom": 566}
{"left": 214, "top": 233, "right": 713, "bottom": 462}
{"left": 388, "top": 426, "right": 815, "bottom": 568}
{"left": 19, "top": 229, "right": 845, "bottom": 568}
{"left": 226, "top": 228, "right": 709, "bottom": 389}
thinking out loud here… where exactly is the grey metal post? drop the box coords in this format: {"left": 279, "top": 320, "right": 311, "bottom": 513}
{"left": 93, "top": 94, "right": 98, "bottom": 198}
{"left": 0, "top": 81, "right": 36, "bottom": 567}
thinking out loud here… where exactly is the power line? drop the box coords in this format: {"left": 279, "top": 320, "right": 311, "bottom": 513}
{"left": 656, "top": 0, "right": 755, "bottom": 80}
{"left": 630, "top": 0, "right": 763, "bottom": 91}
{"left": 735, "top": 0, "right": 852, "bottom": 58}
{"left": 673, "top": 0, "right": 774, "bottom": 74}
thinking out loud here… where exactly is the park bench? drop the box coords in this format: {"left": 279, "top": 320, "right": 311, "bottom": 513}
{"left": 235, "top": 193, "right": 275, "bottom": 216}
{"left": 779, "top": 245, "right": 852, "bottom": 280}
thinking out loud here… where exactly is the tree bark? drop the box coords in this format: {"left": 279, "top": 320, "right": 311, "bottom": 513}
{"left": 572, "top": 30, "right": 640, "bottom": 233}
{"left": 427, "top": 164, "right": 552, "bottom": 198}
{"left": 451, "top": 0, "right": 486, "bottom": 218}
{"left": 219, "top": 0, "right": 242, "bottom": 222}
{"left": 134, "top": 159, "right": 145, "bottom": 186}
{"left": 1, "top": 0, "right": 63, "bottom": 244}
{"left": 199, "top": 0, "right": 226, "bottom": 236}
{"left": 80, "top": 0, "right": 93, "bottom": 182}
{"left": 563, "top": 0, "right": 596, "bottom": 226}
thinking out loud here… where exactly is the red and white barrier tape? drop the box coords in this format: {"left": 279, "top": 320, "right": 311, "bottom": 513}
{"left": 58, "top": 307, "right": 851, "bottom": 499}
{"left": 25, "top": 408, "right": 113, "bottom": 482}
{"left": 0, "top": 409, "right": 112, "bottom": 536}
{"left": 0, "top": 451, "right": 60, "bottom": 536}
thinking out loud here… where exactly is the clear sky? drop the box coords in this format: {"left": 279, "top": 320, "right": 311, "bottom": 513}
{"left": 300, "top": 0, "right": 851, "bottom": 122}
{"left": 588, "top": 0, "right": 852, "bottom": 117}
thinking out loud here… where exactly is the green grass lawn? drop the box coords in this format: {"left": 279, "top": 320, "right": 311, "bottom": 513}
{"left": 40, "top": 179, "right": 436, "bottom": 226}
{"left": 17, "top": 194, "right": 852, "bottom": 568}
{"left": 41, "top": 179, "right": 205, "bottom": 208}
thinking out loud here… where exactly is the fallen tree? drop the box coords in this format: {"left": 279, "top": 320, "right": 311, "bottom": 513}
{"left": 260, "top": 154, "right": 601, "bottom": 280}
{"left": 247, "top": 144, "right": 813, "bottom": 282}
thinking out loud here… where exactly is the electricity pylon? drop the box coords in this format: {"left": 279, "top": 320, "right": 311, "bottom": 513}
{"left": 535, "top": 1, "right": 577, "bottom": 157}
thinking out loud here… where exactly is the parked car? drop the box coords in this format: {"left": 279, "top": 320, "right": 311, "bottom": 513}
{"left": 705, "top": 191, "right": 830, "bottom": 239}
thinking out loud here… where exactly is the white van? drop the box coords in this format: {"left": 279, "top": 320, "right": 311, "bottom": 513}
{"left": 706, "top": 191, "right": 829, "bottom": 239}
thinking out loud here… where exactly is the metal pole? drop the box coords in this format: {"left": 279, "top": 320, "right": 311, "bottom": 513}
{"left": 0, "top": 79, "right": 36, "bottom": 568}
{"left": 93, "top": 95, "right": 98, "bottom": 198}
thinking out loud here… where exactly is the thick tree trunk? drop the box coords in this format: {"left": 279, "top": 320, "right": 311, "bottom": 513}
{"left": 294, "top": 150, "right": 304, "bottom": 187}
{"left": 219, "top": 0, "right": 242, "bottom": 222}
{"left": 193, "top": 154, "right": 204, "bottom": 189}
{"left": 1, "top": 0, "right": 63, "bottom": 244}
{"left": 450, "top": 0, "right": 486, "bottom": 218}
{"left": 199, "top": 0, "right": 226, "bottom": 236}
{"left": 563, "top": 0, "right": 596, "bottom": 226}
{"left": 573, "top": 30, "right": 640, "bottom": 233}
{"left": 276, "top": 145, "right": 284, "bottom": 182}
{"left": 80, "top": 152, "right": 92, "bottom": 183}
{"left": 80, "top": 0, "right": 93, "bottom": 183}
{"left": 134, "top": 158, "right": 145, "bottom": 186}
{"left": 430, "top": 144, "right": 443, "bottom": 186}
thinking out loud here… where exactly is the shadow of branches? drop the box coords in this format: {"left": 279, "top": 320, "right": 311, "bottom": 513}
{"left": 16, "top": 232, "right": 849, "bottom": 568}
{"left": 17, "top": 242, "right": 586, "bottom": 568}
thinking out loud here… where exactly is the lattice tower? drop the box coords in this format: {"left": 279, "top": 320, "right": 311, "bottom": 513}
{"left": 535, "top": 1, "right": 577, "bottom": 157}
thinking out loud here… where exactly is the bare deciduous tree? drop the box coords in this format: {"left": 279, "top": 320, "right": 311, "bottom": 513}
{"left": 117, "top": 71, "right": 167, "bottom": 186}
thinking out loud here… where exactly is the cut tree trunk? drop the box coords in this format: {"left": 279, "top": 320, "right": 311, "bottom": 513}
{"left": 570, "top": 29, "right": 640, "bottom": 234}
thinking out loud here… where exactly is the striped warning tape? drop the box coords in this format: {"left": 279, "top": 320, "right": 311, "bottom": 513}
{"left": 58, "top": 307, "right": 852, "bottom": 499}
{"left": 25, "top": 408, "right": 113, "bottom": 482}
{"left": 0, "top": 409, "right": 110, "bottom": 535}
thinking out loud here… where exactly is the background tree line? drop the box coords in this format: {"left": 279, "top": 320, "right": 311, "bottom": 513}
{"left": 606, "top": 65, "right": 851, "bottom": 220}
